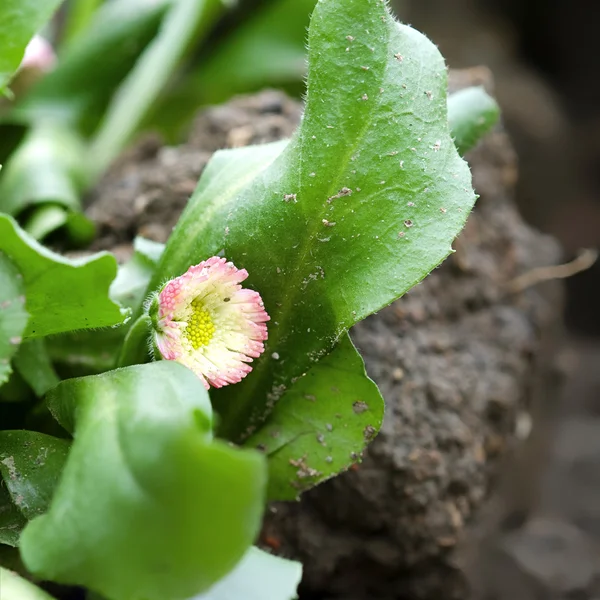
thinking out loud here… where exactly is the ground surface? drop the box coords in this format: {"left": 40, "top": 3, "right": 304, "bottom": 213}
{"left": 86, "top": 81, "right": 567, "bottom": 599}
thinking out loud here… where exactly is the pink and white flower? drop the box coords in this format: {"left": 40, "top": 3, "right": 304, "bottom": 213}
{"left": 148, "top": 257, "right": 269, "bottom": 389}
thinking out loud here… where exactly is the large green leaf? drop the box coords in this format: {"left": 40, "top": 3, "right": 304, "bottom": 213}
{"left": 0, "top": 431, "right": 70, "bottom": 521}
{"left": 20, "top": 362, "right": 267, "bottom": 600}
{"left": 150, "top": 0, "right": 476, "bottom": 440}
{"left": 194, "top": 547, "right": 302, "bottom": 600}
{"left": 0, "top": 567, "right": 57, "bottom": 599}
{"left": 246, "top": 333, "right": 383, "bottom": 500}
{"left": 0, "top": 0, "right": 64, "bottom": 91}
{"left": 0, "top": 215, "right": 127, "bottom": 338}
{"left": 0, "top": 254, "right": 28, "bottom": 386}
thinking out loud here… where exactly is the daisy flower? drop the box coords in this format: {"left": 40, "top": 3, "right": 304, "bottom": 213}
{"left": 148, "top": 257, "right": 269, "bottom": 389}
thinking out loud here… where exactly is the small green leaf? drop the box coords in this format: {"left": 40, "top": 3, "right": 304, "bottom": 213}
{"left": 246, "top": 334, "right": 383, "bottom": 500}
{"left": 0, "top": 253, "right": 28, "bottom": 386}
{"left": 448, "top": 86, "right": 500, "bottom": 155}
{"left": 0, "top": 482, "right": 26, "bottom": 547}
{"left": 0, "top": 123, "right": 86, "bottom": 218}
{"left": 0, "top": 431, "right": 70, "bottom": 521}
{"left": 117, "top": 314, "right": 152, "bottom": 368}
{"left": 193, "top": 547, "right": 302, "bottom": 600}
{"left": 151, "top": 0, "right": 476, "bottom": 440}
{"left": 0, "top": 0, "right": 64, "bottom": 91}
{"left": 152, "top": 0, "right": 314, "bottom": 135}
{"left": 13, "top": 339, "right": 60, "bottom": 397}
{"left": 0, "top": 214, "right": 128, "bottom": 338}
{"left": 0, "top": 567, "right": 57, "bottom": 599}
{"left": 20, "top": 362, "right": 267, "bottom": 600}
{"left": 88, "top": 0, "right": 224, "bottom": 178}
{"left": 110, "top": 236, "right": 164, "bottom": 312}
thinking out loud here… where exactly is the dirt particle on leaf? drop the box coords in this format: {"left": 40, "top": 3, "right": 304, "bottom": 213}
{"left": 364, "top": 425, "right": 377, "bottom": 440}
{"left": 1, "top": 457, "right": 17, "bottom": 480}
{"left": 353, "top": 401, "right": 369, "bottom": 414}
{"left": 327, "top": 187, "right": 352, "bottom": 203}
{"left": 290, "top": 456, "right": 322, "bottom": 479}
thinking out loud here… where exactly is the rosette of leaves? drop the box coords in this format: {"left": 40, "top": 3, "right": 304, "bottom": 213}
{"left": 0, "top": 0, "right": 499, "bottom": 598}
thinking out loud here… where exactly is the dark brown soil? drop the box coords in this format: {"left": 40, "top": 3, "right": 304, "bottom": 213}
{"left": 86, "top": 77, "right": 565, "bottom": 599}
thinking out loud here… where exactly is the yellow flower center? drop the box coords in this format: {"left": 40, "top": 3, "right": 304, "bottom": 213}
{"left": 184, "top": 298, "right": 215, "bottom": 349}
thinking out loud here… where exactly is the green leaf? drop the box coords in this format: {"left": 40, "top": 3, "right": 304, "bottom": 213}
{"left": 88, "top": 0, "right": 224, "bottom": 179}
{"left": 13, "top": 339, "right": 60, "bottom": 397}
{"left": 0, "top": 482, "right": 26, "bottom": 547}
{"left": 448, "top": 86, "right": 500, "bottom": 155}
{"left": 193, "top": 547, "right": 302, "bottom": 600}
{"left": 0, "top": 214, "right": 128, "bottom": 338}
{"left": 110, "top": 236, "right": 164, "bottom": 312}
{"left": 0, "top": 567, "right": 57, "bottom": 599}
{"left": 151, "top": 0, "right": 314, "bottom": 135}
{"left": 246, "top": 334, "right": 382, "bottom": 500}
{"left": 0, "top": 431, "right": 70, "bottom": 521}
{"left": 20, "top": 362, "right": 267, "bottom": 600}
{"left": 0, "top": 0, "right": 64, "bottom": 91}
{"left": 117, "top": 315, "right": 152, "bottom": 368}
{"left": 0, "top": 253, "right": 28, "bottom": 386}
{"left": 45, "top": 328, "right": 124, "bottom": 377}
{"left": 0, "top": 123, "right": 86, "bottom": 217}
{"left": 62, "top": 0, "right": 104, "bottom": 46}
{"left": 11, "top": 0, "right": 171, "bottom": 135}
{"left": 151, "top": 0, "right": 476, "bottom": 440}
